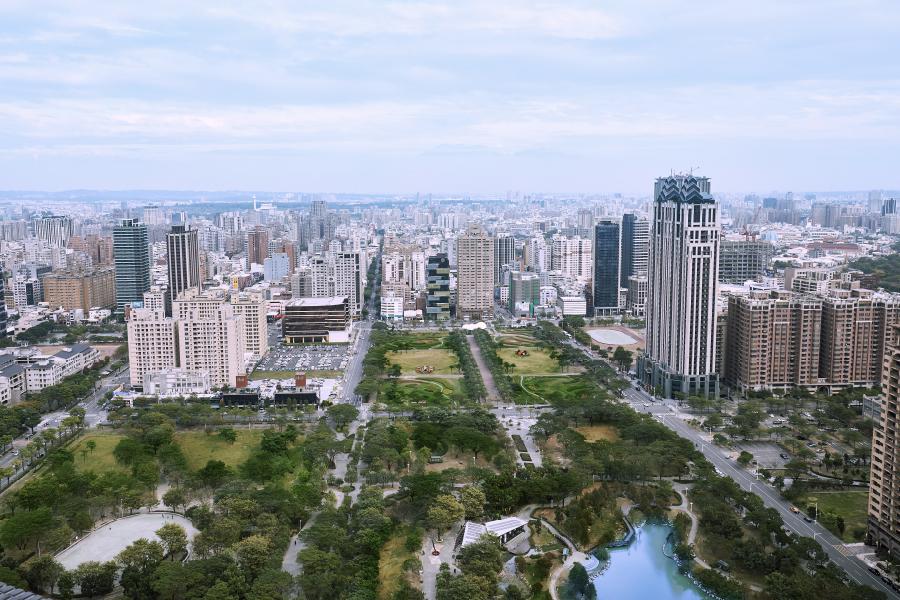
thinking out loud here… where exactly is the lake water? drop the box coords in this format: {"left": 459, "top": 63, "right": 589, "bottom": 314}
{"left": 593, "top": 522, "right": 712, "bottom": 600}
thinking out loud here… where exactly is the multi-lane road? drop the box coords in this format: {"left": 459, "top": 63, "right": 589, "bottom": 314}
{"left": 620, "top": 377, "right": 898, "bottom": 597}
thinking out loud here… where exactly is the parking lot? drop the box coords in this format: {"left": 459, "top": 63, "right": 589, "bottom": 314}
{"left": 733, "top": 441, "right": 791, "bottom": 469}
{"left": 256, "top": 342, "right": 351, "bottom": 373}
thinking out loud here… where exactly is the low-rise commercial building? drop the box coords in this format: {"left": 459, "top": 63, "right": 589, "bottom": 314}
{"left": 283, "top": 296, "right": 351, "bottom": 344}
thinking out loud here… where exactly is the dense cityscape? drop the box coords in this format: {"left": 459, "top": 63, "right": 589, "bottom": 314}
{"left": 2, "top": 1, "right": 899, "bottom": 599}
{"left": 0, "top": 182, "right": 896, "bottom": 600}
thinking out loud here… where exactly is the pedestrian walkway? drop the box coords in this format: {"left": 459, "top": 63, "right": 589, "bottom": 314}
{"left": 466, "top": 334, "right": 500, "bottom": 402}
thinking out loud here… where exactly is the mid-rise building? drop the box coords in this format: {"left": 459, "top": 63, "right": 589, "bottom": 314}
{"left": 425, "top": 253, "right": 451, "bottom": 321}
{"left": 175, "top": 301, "right": 245, "bottom": 390}
{"left": 113, "top": 219, "right": 151, "bottom": 313}
{"left": 551, "top": 236, "right": 592, "bottom": 280}
{"left": 457, "top": 224, "right": 495, "bottom": 320}
{"left": 508, "top": 271, "right": 540, "bottom": 313}
{"left": 640, "top": 174, "right": 720, "bottom": 398}
{"left": 283, "top": 296, "right": 351, "bottom": 343}
{"left": 593, "top": 221, "right": 620, "bottom": 315}
{"left": 127, "top": 308, "right": 179, "bottom": 387}
{"left": 231, "top": 292, "right": 269, "bottom": 359}
{"left": 42, "top": 267, "right": 116, "bottom": 311}
{"left": 719, "top": 240, "right": 774, "bottom": 284}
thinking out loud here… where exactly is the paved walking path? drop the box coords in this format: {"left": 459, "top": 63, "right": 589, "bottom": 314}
{"left": 466, "top": 335, "right": 500, "bottom": 402}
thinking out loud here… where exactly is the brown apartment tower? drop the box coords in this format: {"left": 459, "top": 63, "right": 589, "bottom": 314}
{"left": 869, "top": 325, "right": 900, "bottom": 555}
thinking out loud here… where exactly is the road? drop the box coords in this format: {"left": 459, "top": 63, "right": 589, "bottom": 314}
{"left": 619, "top": 384, "right": 898, "bottom": 598}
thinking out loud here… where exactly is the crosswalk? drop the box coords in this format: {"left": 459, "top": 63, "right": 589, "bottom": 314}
{"left": 834, "top": 544, "right": 854, "bottom": 557}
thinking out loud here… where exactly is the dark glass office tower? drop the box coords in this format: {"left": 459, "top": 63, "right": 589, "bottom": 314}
{"left": 593, "top": 221, "right": 620, "bottom": 314}
{"left": 113, "top": 219, "right": 151, "bottom": 313}
{"left": 425, "top": 253, "right": 451, "bottom": 321}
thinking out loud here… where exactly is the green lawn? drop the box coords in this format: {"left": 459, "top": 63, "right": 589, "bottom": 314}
{"left": 379, "top": 378, "right": 461, "bottom": 408}
{"left": 174, "top": 429, "right": 265, "bottom": 471}
{"left": 70, "top": 432, "right": 128, "bottom": 474}
{"left": 386, "top": 348, "right": 458, "bottom": 375}
{"left": 497, "top": 347, "right": 559, "bottom": 374}
{"left": 515, "top": 375, "right": 602, "bottom": 405}
{"left": 800, "top": 490, "right": 869, "bottom": 542}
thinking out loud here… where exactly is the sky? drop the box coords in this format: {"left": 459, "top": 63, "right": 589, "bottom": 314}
{"left": 0, "top": 0, "right": 899, "bottom": 193}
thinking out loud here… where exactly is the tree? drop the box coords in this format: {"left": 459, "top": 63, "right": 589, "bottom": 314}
{"left": 118, "top": 538, "right": 165, "bottom": 600}
{"left": 203, "top": 581, "right": 237, "bottom": 600}
{"left": 460, "top": 486, "right": 486, "bottom": 521}
{"left": 162, "top": 488, "right": 188, "bottom": 513}
{"left": 20, "top": 554, "right": 63, "bottom": 594}
{"left": 197, "top": 460, "right": 231, "bottom": 488}
{"left": 0, "top": 507, "right": 53, "bottom": 553}
{"left": 86, "top": 439, "right": 97, "bottom": 454}
{"left": 156, "top": 523, "right": 188, "bottom": 560}
{"left": 327, "top": 404, "right": 359, "bottom": 430}
{"left": 73, "top": 561, "right": 118, "bottom": 597}
{"left": 567, "top": 562, "right": 594, "bottom": 599}
{"left": 217, "top": 428, "right": 237, "bottom": 444}
{"left": 611, "top": 346, "right": 633, "bottom": 372}
{"left": 427, "top": 494, "right": 465, "bottom": 539}
{"left": 150, "top": 561, "right": 204, "bottom": 600}
{"left": 737, "top": 451, "right": 754, "bottom": 466}
{"left": 235, "top": 534, "right": 271, "bottom": 581}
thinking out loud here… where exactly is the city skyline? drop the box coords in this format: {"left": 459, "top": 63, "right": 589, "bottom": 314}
{"left": 1, "top": 1, "right": 899, "bottom": 192}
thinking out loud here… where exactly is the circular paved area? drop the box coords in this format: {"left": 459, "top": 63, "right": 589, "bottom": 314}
{"left": 588, "top": 328, "right": 637, "bottom": 346}
{"left": 56, "top": 512, "right": 198, "bottom": 569}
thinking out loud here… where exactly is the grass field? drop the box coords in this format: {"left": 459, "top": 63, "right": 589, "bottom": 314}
{"left": 377, "top": 527, "right": 419, "bottom": 599}
{"left": 498, "top": 332, "right": 537, "bottom": 346}
{"left": 516, "top": 375, "right": 601, "bottom": 405}
{"left": 800, "top": 490, "right": 868, "bottom": 542}
{"left": 387, "top": 348, "right": 457, "bottom": 375}
{"left": 497, "top": 347, "right": 559, "bottom": 374}
{"left": 174, "top": 429, "right": 264, "bottom": 470}
{"left": 70, "top": 432, "right": 127, "bottom": 474}
{"left": 575, "top": 425, "right": 620, "bottom": 443}
{"left": 248, "top": 369, "right": 340, "bottom": 380}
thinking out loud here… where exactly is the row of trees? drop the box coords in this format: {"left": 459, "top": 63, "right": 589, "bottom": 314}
{"left": 443, "top": 331, "right": 487, "bottom": 401}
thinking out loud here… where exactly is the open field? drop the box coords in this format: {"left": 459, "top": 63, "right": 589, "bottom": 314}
{"left": 575, "top": 425, "right": 620, "bottom": 443}
{"left": 174, "top": 429, "right": 265, "bottom": 470}
{"left": 497, "top": 347, "right": 559, "bottom": 374}
{"left": 424, "top": 452, "right": 493, "bottom": 473}
{"left": 800, "top": 490, "right": 868, "bottom": 542}
{"left": 70, "top": 432, "right": 127, "bottom": 474}
{"left": 387, "top": 348, "right": 457, "bottom": 375}
{"left": 497, "top": 331, "right": 537, "bottom": 346}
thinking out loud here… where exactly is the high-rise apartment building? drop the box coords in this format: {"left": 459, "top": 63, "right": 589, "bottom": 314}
{"left": 524, "top": 237, "right": 548, "bottom": 273}
{"left": 113, "top": 219, "right": 151, "bottom": 313}
{"left": 42, "top": 267, "right": 116, "bottom": 311}
{"left": 719, "top": 240, "right": 774, "bottom": 284}
{"left": 247, "top": 226, "right": 269, "bottom": 267}
{"left": 868, "top": 326, "right": 900, "bottom": 555}
{"left": 425, "top": 253, "right": 451, "bottom": 321}
{"left": 456, "top": 224, "right": 495, "bottom": 320}
{"left": 551, "top": 236, "right": 592, "bottom": 280}
{"left": 174, "top": 300, "right": 246, "bottom": 390}
{"left": 640, "top": 175, "right": 720, "bottom": 398}
{"left": 166, "top": 225, "right": 201, "bottom": 313}
{"left": 127, "top": 308, "right": 179, "bottom": 387}
{"left": 593, "top": 221, "right": 620, "bottom": 314}
{"left": 309, "top": 252, "right": 364, "bottom": 317}
{"left": 231, "top": 292, "right": 269, "bottom": 358}
{"left": 33, "top": 215, "right": 73, "bottom": 247}
{"left": 620, "top": 213, "right": 649, "bottom": 287}
{"left": 495, "top": 235, "right": 516, "bottom": 286}
{"left": 724, "top": 290, "right": 823, "bottom": 392}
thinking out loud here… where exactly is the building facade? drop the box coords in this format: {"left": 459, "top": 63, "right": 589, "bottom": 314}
{"left": 640, "top": 175, "right": 720, "bottom": 398}
{"left": 456, "top": 224, "right": 495, "bottom": 320}
{"left": 593, "top": 220, "right": 621, "bottom": 315}
{"left": 719, "top": 240, "right": 774, "bottom": 284}
{"left": 620, "top": 213, "right": 649, "bottom": 287}
{"left": 166, "top": 225, "right": 202, "bottom": 310}
{"left": 42, "top": 267, "right": 116, "bottom": 311}
{"left": 868, "top": 326, "right": 900, "bottom": 556}
{"left": 425, "top": 253, "right": 451, "bottom": 321}
{"left": 113, "top": 219, "right": 151, "bottom": 313}
{"left": 283, "top": 296, "right": 351, "bottom": 343}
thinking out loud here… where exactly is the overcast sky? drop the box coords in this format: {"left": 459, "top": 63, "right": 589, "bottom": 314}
{"left": 1, "top": 1, "right": 898, "bottom": 193}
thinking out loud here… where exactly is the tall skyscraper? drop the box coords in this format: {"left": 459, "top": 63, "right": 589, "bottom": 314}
{"left": 166, "top": 225, "right": 201, "bottom": 311}
{"left": 593, "top": 220, "right": 620, "bottom": 315}
{"left": 425, "top": 253, "right": 451, "bottom": 321}
{"left": 0, "top": 278, "right": 7, "bottom": 338}
{"left": 457, "top": 224, "right": 495, "bottom": 320}
{"left": 639, "top": 175, "right": 720, "bottom": 398}
{"left": 620, "top": 213, "right": 649, "bottom": 287}
{"left": 247, "top": 226, "right": 269, "bottom": 267}
{"left": 113, "top": 219, "right": 151, "bottom": 313}
{"left": 494, "top": 235, "right": 516, "bottom": 286}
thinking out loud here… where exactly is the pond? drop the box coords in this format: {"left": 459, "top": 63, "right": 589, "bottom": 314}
{"left": 593, "top": 522, "right": 712, "bottom": 600}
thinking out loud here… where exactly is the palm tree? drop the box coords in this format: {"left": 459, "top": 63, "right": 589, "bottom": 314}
{"left": 86, "top": 440, "right": 97, "bottom": 455}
